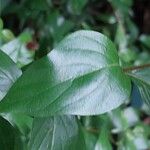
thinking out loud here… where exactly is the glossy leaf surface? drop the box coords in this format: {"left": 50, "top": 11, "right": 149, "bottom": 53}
{"left": 0, "top": 30, "right": 131, "bottom": 116}
{"left": 0, "top": 50, "right": 21, "bottom": 100}
{"left": 29, "top": 116, "right": 86, "bottom": 150}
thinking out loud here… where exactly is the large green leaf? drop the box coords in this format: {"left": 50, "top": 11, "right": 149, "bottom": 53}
{"left": 29, "top": 116, "right": 86, "bottom": 150}
{"left": 128, "top": 68, "right": 150, "bottom": 107}
{"left": 0, "top": 30, "right": 131, "bottom": 116}
{"left": 0, "top": 50, "right": 21, "bottom": 100}
{"left": 0, "top": 50, "right": 30, "bottom": 149}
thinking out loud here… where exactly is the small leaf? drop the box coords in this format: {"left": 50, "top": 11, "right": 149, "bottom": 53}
{"left": 95, "top": 128, "right": 112, "bottom": 150}
{"left": 115, "top": 23, "right": 127, "bottom": 51}
{"left": 128, "top": 68, "right": 150, "bottom": 108}
{"left": 1, "top": 29, "right": 15, "bottom": 41}
{"left": 0, "top": 30, "right": 131, "bottom": 116}
{"left": 1, "top": 32, "right": 34, "bottom": 67}
{"left": 0, "top": 18, "right": 3, "bottom": 30}
{"left": 0, "top": 50, "right": 21, "bottom": 100}
{"left": 68, "top": 0, "right": 87, "bottom": 15}
{"left": 47, "top": 11, "right": 74, "bottom": 43}
{"left": 140, "top": 34, "right": 150, "bottom": 49}
{"left": 29, "top": 116, "right": 86, "bottom": 150}
{"left": 95, "top": 115, "right": 112, "bottom": 150}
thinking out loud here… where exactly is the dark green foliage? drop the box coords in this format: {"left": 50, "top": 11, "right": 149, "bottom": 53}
{"left": 0, "top": 0, "right": 150, "bottom": 149}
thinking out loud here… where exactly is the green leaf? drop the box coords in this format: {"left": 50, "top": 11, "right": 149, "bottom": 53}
{"left": 95, "top": 115, "right": 112, "bottom": 150}
{"left": 0, "top": 18, "right": 3, "bottom": 30}
{"left": 119, "top": 127, "right": 149, "bottom": 150}
{"left": 0, "top": 116, "right": 22, "bottom": 150}
{"left": 29, "top": 116, "right": 86, "bottom": 150}
{"left": 3, "top": 113, "right": 33, "bottom": 135}
{"left": 68, "top": 0, "right": 87, "bottom": 15}
{"left": 110, "top": 0, "right": 133, "bottom": 16}
{"left": 139, "top": 34, "right": 150, "bottom": 49}
{"left": 109, "top": 108, "right": 129, "bottom": 132}
{"left": 115, "top": 23, "right": 127, "bottom": 51}
{"left": 1, "top": 32, "right": 34, "bottom": 68}
{"left": 128, "top": 68, "right": 150, "bottom": 108}
{"left": 47, "top": 11, "right": 74, "bottom": 43}
{"left": 0, "top": 30, "right": 131, "bottom": 116}
{"left": 83, "top": 129, "right": 97, "bottom": 150}
{"left": 1, "top": 29, "right": 15, "bottom": 42}
{"left": 95, "top": 128, "right": 112, "bottom": 150}
{"left": 0, "top": 50, "right": 21, "bottom": 100}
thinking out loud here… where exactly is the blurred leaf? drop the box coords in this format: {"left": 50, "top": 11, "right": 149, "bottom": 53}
{"left": 1, "top": 32, "right": 35, "bottom": 67}
{"left": 123, "top": 107, "right": 139, "bottom": 126}
{"left": 110, "top": 107, "right": 139, "bottom": 132}
{"left": 115, "top": 23, "right": 127, "bottom": 51}
{"left": 83, "top": 129, "right": 97, "bottom": 150}
{"left": 126, "top": 19, "right": 138, "bottom": 42}
{"left": 29, "top": 116, "right": 86, "bottom": 150}
{"left": 68, "top": 0, "right": 87, "bottom": 15}
{"left": 0, "top": 30, "right": 131, "bottom": 117}
{"left": 128, "top": 68, "right": 150, "bottom": 108}
{"left": 28, "top": 0, "right": 48, "bottom": 11}
{"left": 0, "top": 50, "right": 21, "bottom": 100}
{"left": 47, "top": 11, "right": 74, "bottom": 43}
{"left": 0, "top": 0, "right": 11, "bottom": 14}
{"left": 109, "top": 0, "right": 133, "bottom": 16}
{"left": 139, "top": 34, "right": 150, "bottom": 49}
{"left": 0, "top": 18, "right": 3, "bottom": 30}
{"left": 118, "top": 130, "right": 137, "bottom": 150}
{"left": 95, "top": 117, "right": 112, "bottom": 150}
{"left": 119, "top": 126, "right": 149, "bottom": 150}
{"left": 98, "top": 14, "right": 116, "bottom": 24}
{"left": 132, "top": 125, "right": 149, "bottom": 149}
{"left": 119, "top": 49, "right": 137, "bottom": 63}
{"left": 1, "top": 29, "right": 15, "bottom": 42}
{"left": 109, "top": 108, "right": 128, "bottom": 132}
{"left": 135, "top": 51, "right": 150, "bottom": 65}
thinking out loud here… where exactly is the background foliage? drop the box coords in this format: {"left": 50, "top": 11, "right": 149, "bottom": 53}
{"left": 0, "top": 0, "right": 150, "bottom": 149}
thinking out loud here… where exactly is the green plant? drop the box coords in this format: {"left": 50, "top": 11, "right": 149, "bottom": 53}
{"left": 0, "top": 30, "right": 150, "bottom": 149}
{"left": 0, "top": 0, "right": 150, "bottom": 149}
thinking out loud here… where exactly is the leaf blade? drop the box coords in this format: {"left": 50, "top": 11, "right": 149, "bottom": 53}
{"left": 29, "top": 116, "right": 86, "bottom": 150}
{"left": 0, "top": 30, "right": 131, "bottom": 116}
{"left": 0, "top": 50, "right": 21, "bottom": 100}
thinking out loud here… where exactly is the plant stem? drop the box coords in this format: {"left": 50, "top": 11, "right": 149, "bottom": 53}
{"left": 123, "top": 63, "right": 150, "bottom": 72}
